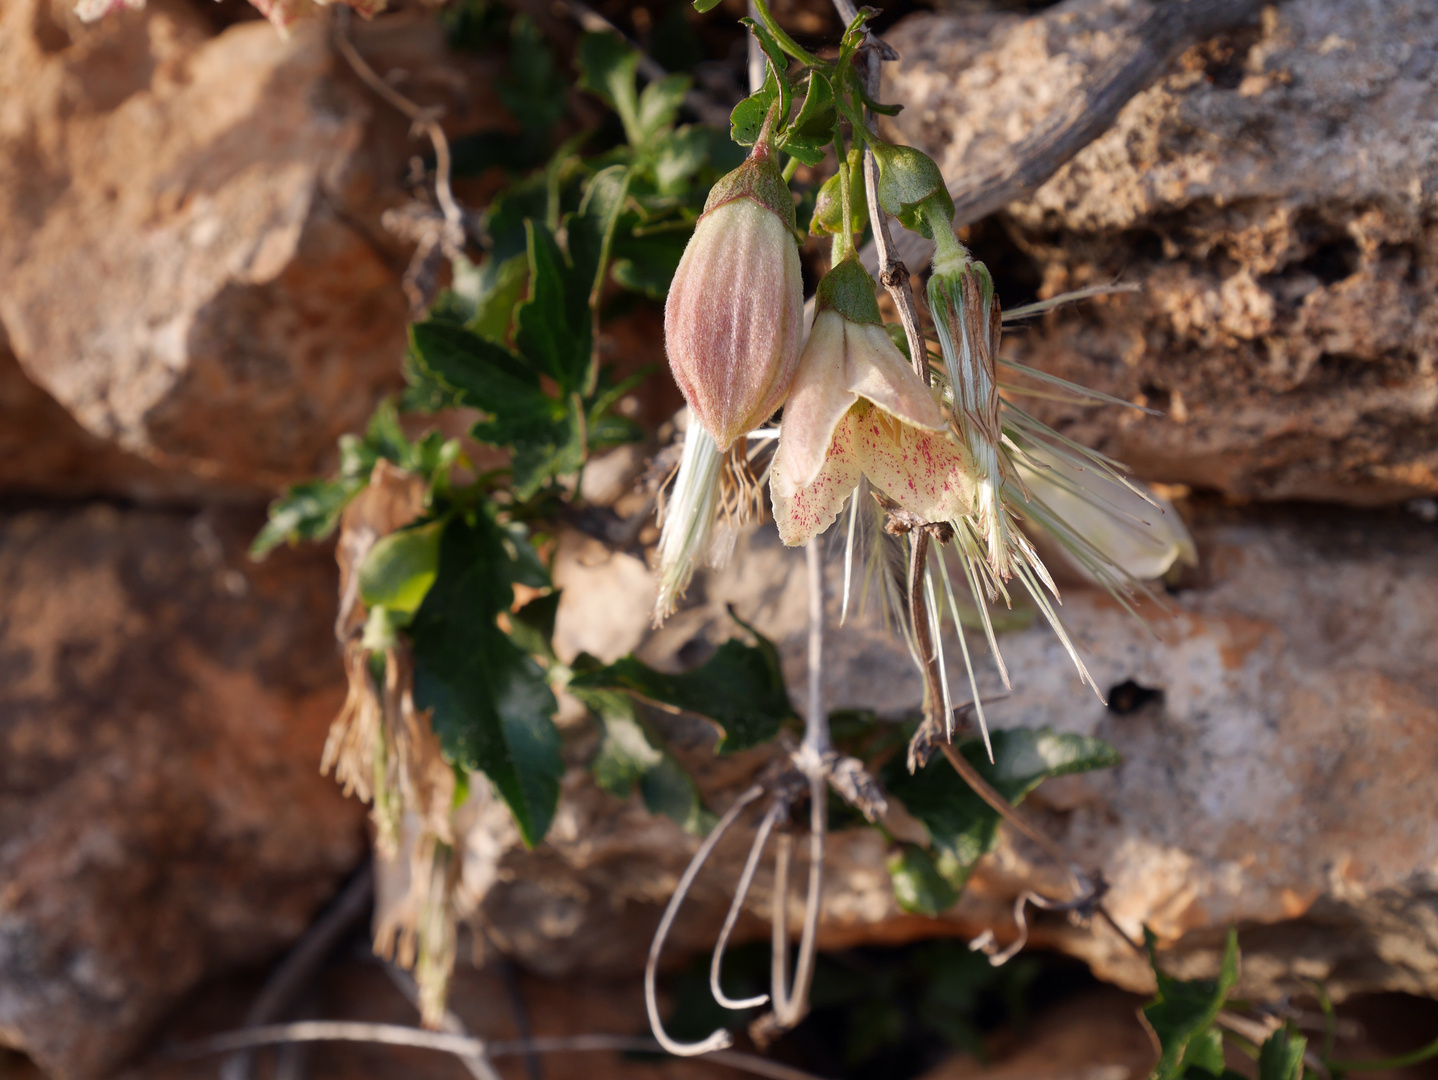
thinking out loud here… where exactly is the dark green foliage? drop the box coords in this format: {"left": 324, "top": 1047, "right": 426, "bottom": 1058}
{"left": 883, "top": 728, "right": 1120, "bottom": 897}
{"left": 1258, "top": 1026, "right": 1308, "bottom": 1080}
{"left": 887, "top": 846, "right": 958, "bottom": 917}
{"left": 251, "top": 401, "right": 458, "bottom": 558}
{"left": 1142, "top": 929, "right": 1240, "bottom": 1080}
{"left": 569, "top": 612, "right": 798, "bottom": 753}
{"left": 409, "top": 511, "right": 562, "bottom": 848}
{"left": 577, "top": 684, "right": 706, "bottom": 832}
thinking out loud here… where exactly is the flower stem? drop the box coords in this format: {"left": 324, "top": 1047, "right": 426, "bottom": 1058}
{"left": 750, "top": 0, "right": 822, "bottom": 69}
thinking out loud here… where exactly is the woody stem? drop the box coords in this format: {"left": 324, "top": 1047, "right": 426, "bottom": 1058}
{"left": 907, "top": 531, "right": 945, "bottom": 735}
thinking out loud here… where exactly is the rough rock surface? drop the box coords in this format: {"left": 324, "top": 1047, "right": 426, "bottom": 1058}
{"left": 463, "top": 500, "right": 1438, "bottom": 1005}
{"left": 0, "top": 505, "right": 365, "bottom": 1079}
{"left": 0, "top": 0, "right": 429, "bottom": 490}
{"left": 0, "top": 333, "right": 217, "bottom": 503}
{"left": 884, "top": 0, "right": 1438, "bottom": 505}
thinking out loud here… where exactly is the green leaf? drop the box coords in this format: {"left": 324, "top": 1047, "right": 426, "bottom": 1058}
{"left": 887, "top": 846, "right": 958, "bottom": 917}
{"left": 516, "top": 220, "right": 590, "bottom": 394}
{"left": 409, "top": 512, "right": 563, "bottom": 848}
{"left": 883, "top": 728, "right": 1120, "bottom": 892}
{"left": 577, "top": 32, "right": 643, "bottom": 146}
{"left": 458, "top": 253, "right": 528, "bottom": 343}
{"left": 497, "top": 15, "right": 567, "bottom": 149}
{"left": 739, "top": 17, "right": 792, "bottom": 130}
{"left": 1257, "top": 1027, "right": 1306, "bottom": 1080}
{"left": 509, "top": 591, "right": 560, "bottom": 659}
{"left": 730, "top": 71, "right": 778, "bottom": 147}
{"left": 250, "top": 478, "right": 361, "bottom": 558}
{"left": 568, "top": 164, "right": 633, "bottom": 305}
{"left": 578, "top": 684, "right": 707, "bottom": 833}
{"left": 636, "top": 73, "right": 691, "bottom": 147}
{"left": 653, "top": 126, "right": 711, "bottom": 195}
{"left": 1142, "top": 928, "right": 1240, "bottom": 1080}
{"left": 691, "top": 0, "right": 722, "bottom": 11}
{"left": 781, "top": 134, "right": 828, "bottom": 167}
{"left": 358, "top": 520, "right": 444, "bottom": 617}
{"left": 569, "top": 611, "right": 797, "bottom": 753}
{"left": 790, "top": 70, "right": 835, "bottom": 137}
{"left": 410, "top": 321, "right": 537, "bottom": 396}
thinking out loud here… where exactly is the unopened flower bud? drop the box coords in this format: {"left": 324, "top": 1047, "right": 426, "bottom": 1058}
{"left": 809, "top": 153, "right": 867, "bottom": 237}
{"left": 665, "top": 145, "right": 803, "bottom": 451}
{"left": 872, "top": 143, "right": 954, "bottom": 237}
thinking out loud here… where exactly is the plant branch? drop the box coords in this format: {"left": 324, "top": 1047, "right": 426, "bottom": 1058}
{"left": 830, "top": 1, "right": 930, "bottom": 385}
{"left": 333, "top": 9, "right": 463, "bottom": 247}
{"left": 937, "top": 742, "right": 1082, "bottom": 889}
{"left": 221, "top": 863, "right": 375, "bottom": 1080}
{"left": 646, "top": 784, "right": 766, "bottom": 1056}
{"left": 171, "top": 1023, "right": 837, "bottom": 1080}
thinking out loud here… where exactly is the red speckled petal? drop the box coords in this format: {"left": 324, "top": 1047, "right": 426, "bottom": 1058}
{"left": 850, "top": 402, "right": 977, "bottom": 523}
{"left": 772, "top": 408, "right": 864, "bottom": 546}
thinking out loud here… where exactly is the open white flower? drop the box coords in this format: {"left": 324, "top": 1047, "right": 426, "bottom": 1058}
{"left": 771, "top": 258, "right": 976, "bottom": 546}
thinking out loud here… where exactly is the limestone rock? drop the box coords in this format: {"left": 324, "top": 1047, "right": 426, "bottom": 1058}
{"left": 464, "top": 502, "right": 1438, "bottom": 1006}
{"left": 0, "top": 0, "right": 420, "bottom": 490}
{"left": 0, "top": 505, "right": 365, "bottom": 1079}
{"left": 0, "top": 330, "right": 221, "bottom": 503}
{"left": 883, "top": 0, "right": 1438, "bottom": 504}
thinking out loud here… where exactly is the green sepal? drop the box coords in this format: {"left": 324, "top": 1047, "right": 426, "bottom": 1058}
{"left": 810, "top": 153, "right": 867, "bottom": 237}
{"left": 702, "top": 144, "right": 797, "bottom": 232}
{"left": 872, "top": 143, "right": 953, "bottom": 234}
{"left": 815, "top": 256, "right": 883, "bottom": 326}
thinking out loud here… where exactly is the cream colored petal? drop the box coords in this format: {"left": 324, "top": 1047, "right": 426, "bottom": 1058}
{"left": 850, "top": 402, "right": 977, "bottom": 523}
{"left": 1015, "top": 443, "right": 1197, "bottom": 581}
{"left": 771, "top": 310, "right": 859, "bottom": 496}
{"left": 772, "top": 407, "right": 864, "bottom": 547}
{"left": 843, "top": 322, "right": 946, "bottom": 432}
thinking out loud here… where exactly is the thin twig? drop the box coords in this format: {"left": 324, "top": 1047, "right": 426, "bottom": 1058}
{"left": 937, "top": 742, "right": 1082, "bottom": 892}
{"left": 171, "top": 1024, "right": 838, "bottom": 1080}
{"left": 711, "top": 801, "right": 784, "bottom": 1010}
{"left": 382, "top": 963, "right": 504, "bottom": 1080}
{"left": 333, "top": 10, "right": 463, "bottom": 244}
{"left": 838, "top": 7, "right": 930, "bottom": 385}
{"left": 646, "top": 784, "right": 766, "bottom": 1056}
{"left": 904, "top": 530, "right": 946, "bottom": 736}
{"left": 221, "top": 863, "right": 375, "bottom": 1080}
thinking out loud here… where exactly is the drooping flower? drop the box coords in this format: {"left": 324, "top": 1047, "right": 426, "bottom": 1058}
{"left": 771, "top": 257, "right": 977, "bottom": 546}
{"left": 665, "top": 142, "right": 804, "bottom": 451}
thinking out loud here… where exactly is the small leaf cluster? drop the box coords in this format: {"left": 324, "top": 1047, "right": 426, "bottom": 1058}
{"left": 252, "top": 27, "right": 735, "bottom": 849}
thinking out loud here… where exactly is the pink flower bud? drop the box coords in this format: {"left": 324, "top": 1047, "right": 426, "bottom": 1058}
{"left": 664, "top": 149, "right": 803, "bottom": 451}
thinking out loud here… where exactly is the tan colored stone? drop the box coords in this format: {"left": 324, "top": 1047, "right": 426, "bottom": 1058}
{"left": 0, "top": 505, "right": 365, "bottom": 1079}
{"left": 884, "top": 0, "right": 1438, "bottom": 504}
{"left": 0, "top": 0, "right": 513, "bottom": 490}
{"left": 458, "top": 503, "right": 1438, "bottom": 1008}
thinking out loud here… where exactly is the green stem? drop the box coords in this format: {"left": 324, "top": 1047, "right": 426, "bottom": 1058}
{"left": 750, "top": 0, "right": 821, "bottom": 68}
{"left": 1329, "top": 1034, "right": 1438, "bottom": 1072}
{"left": 781, "top": 155, "right": 801, "bottom": 183}
{"left": 924, "top": 200, "right": 970, "bottom": 276}
{"left": 832, "top": 123, "right": 855, "bottom": 262}
{"left": 586, "top": 166, "right": 634, "bottom": 397}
